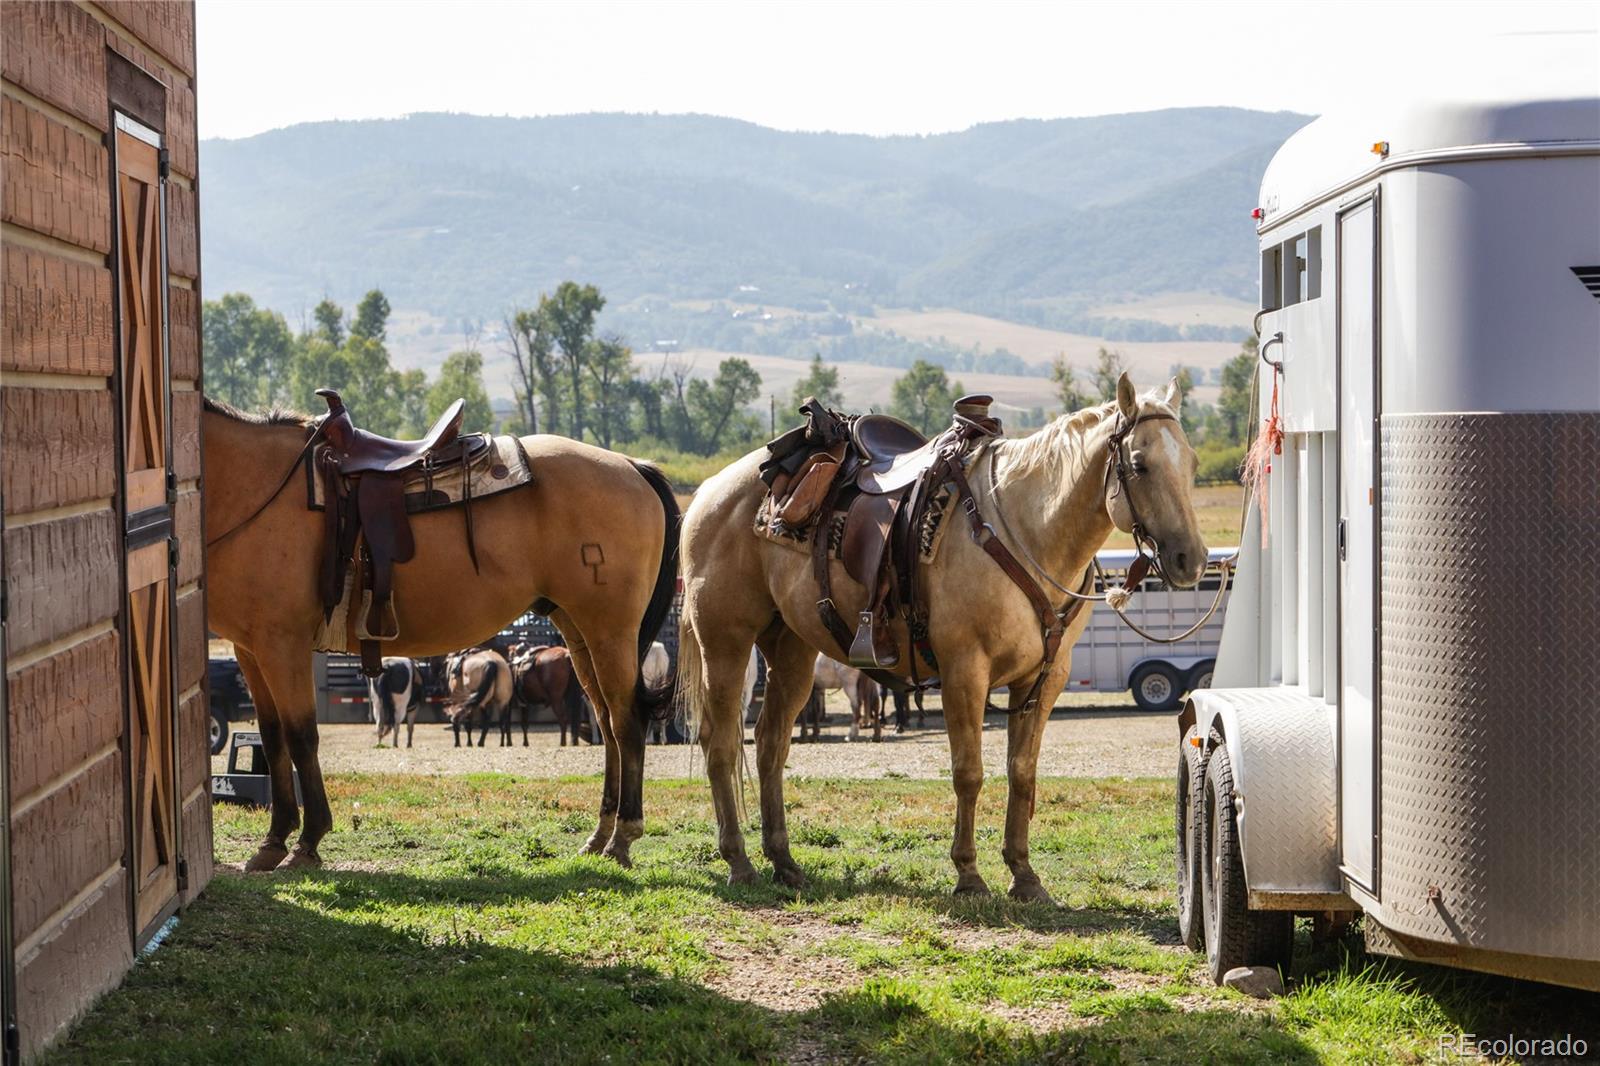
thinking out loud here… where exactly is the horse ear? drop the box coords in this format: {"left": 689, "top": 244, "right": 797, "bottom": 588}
{"left": 1116, "top": 372, "right": 1138, "bottom": 421}
{"left": 1163, "top": 376, "right": 1183, "bottom": 410}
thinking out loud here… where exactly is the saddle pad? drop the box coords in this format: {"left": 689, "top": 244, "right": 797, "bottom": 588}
{"left": 753, "top": 484, "right": 956, "bottom": 571}
{"left": 306, "top": 434, "right": 534, "bottom": 512}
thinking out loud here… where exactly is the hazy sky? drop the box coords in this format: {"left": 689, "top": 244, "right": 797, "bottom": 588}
{"left": 197, "top": 1, "right": 1597, "bottom": 140}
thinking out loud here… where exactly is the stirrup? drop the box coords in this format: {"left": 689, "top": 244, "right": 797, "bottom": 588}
{"left": 848, "top": 611, "right": 898, "bottom": 669}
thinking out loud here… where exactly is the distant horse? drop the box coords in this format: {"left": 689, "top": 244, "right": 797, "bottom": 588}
{"left": 643, "top": 642, "right": 675, "bottom": 744}
{"left": 446, "top": 648, "right": 515, "bottom": 747}
{"left": 203, "top": 396, "right": 677, "bottom": 870}
{"left": 368, "top": 657, "right": 422, "bottom": 748}
{"left": 887, "top": 686, "right": 928, "bottom": 733}
{"left": 511, "top": 645, "right": 590, "bottom": 746}
{"left": 794, "top": 685, "right": 825, "bottom": 743}
{"left": 813, "top": 658, "right": 883, "bottom": 742}
{"left": 679, "top": 376, "right": 1207, "bottom": 897}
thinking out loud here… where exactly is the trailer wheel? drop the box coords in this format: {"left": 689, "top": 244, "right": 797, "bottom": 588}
{"left": 1175, "top": 725, "right": 1206, "bottom": 951}
{"left": 1201, "top": 736, "right": 1294, "bottom": 982}
{"left": 1186, "top": 660, "right": 1215, "bottom": 693}
{"left": 209, "top": 704, "right": 230, "bottom": 756}
{"left": 1131, "top": 662, "right": 1182, "bottom": 711}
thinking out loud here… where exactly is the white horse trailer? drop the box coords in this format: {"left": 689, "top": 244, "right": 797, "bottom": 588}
{"left": 1068, "top": 548, "right": 1234, "bottom": 711}
{"left": 1177, "top": 39, "right": 1600, "bottom": 991}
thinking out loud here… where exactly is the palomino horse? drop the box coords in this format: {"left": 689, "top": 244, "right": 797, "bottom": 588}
{"left": 812, "top": 657, "right": 883, "bottom": 742}
{"left": 445, "top": 648, "right": 514, "bottom": 747}
{"left": 202, "top": 397, "right": 678, "bottom": 870}
{"left": 368, "top": 657, "right": 423, "bottom": 748}
{"left": 510, "top": 645, "right": 589, "bottom": 746}
{"left": 678, "top": 375, "right": 1205, "bottom": 899}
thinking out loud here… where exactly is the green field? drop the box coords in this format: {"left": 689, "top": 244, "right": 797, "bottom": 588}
{"left": 44, "top": 776, "right": 1594, "bottom": 1064}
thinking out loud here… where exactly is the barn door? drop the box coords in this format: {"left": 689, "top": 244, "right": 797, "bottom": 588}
{"left": 1336, "top": 193, "right": 1380, "bottom": 893}
{"left": 113, "top": 114, "right": 181, "bottom": 939}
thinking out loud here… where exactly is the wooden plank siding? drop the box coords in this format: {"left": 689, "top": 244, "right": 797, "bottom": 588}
{"left": 0, "top": 243, "right": 117, "bottom": 377}
{"left": 2, "top": 2, "right": 209, "bottom": 1055}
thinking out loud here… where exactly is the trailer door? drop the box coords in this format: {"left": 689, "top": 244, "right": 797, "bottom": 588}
{"left": 1337, "top": 194, "right": 1379, "bottom": 890}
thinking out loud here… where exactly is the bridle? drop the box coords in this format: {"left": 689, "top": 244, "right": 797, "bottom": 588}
{"left": 983, "top": 407, "right": 1233, "bottom": 645}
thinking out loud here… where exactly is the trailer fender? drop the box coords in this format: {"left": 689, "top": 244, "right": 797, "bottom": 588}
{"left": 1186, "top": 688, "right": 1342, "bottom": 899}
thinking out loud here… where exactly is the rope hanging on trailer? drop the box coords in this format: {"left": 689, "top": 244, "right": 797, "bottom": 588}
{"left": 1242, "top": 338, "right": 1285, "bottom": 548}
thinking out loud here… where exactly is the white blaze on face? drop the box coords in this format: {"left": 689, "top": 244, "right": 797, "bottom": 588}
{"left": 1158, "top": 423, "right": 1183, "bottom": 471}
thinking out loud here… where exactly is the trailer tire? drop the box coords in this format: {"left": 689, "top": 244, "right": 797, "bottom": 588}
{"left": 1186, "top": 660, "right": 1215, "bottom": 694}
{"left": 1201, "top": 735, "right": 1294, "bottom": 983}
{"left": 209, "top": 704, "right": 229, "bottom": 756}
{"left": 1176, "top": 725, "right": 1206, "bottom": 951}
{"left": 1131, "top": 662, "right": 1182, "bottom": 712}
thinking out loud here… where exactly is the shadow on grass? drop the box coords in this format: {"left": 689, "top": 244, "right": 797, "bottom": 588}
{"left": 42, "top": 865, "right": 1319, "bottom": 1066}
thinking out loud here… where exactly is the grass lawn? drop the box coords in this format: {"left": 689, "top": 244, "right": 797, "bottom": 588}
{"left": 45, "top": 776, "right": 1595, "bottom": 1064}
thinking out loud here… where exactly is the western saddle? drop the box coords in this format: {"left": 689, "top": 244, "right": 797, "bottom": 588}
{"left": 313, "top": 389, "right": 489, "bottom": 676}
{"left": 760, "top": 394, "right": 1089, "bottom": 710}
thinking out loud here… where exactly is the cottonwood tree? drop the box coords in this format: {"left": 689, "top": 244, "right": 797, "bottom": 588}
{"left": 427, "top": 350, "right": 495, "bottom": 432}
{"left": 790, "top": 353, "right": 843, "bottom": 411}
{"left": 543, "top": 281, "right": 605, "bottom": 442}
{"left": 889, "top": 360, "right": 963, "bottom": 436}
{"left": 1050, "top": 355, "right": 1093, "bottom": 413}
{"left": 1091, "top": 347, "right": 1126, "bottom": 402}
{"left": 350, "top": 289, "right": 391, "bottom": 343}
{"left": 585, "top": 334, "right": 636, "bottom": 449}
{"left": 202, "top": 293, "right": 293, "bottom": 408}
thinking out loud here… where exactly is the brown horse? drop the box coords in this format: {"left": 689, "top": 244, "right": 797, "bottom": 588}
{"left": 202, "top": 397, "right": 678, "bottom": 871}
{"left": 678, "top": 375, "right": 1205, "bottom": 899}
{"left": 445, "top": 648, "right": 515, "bottom": 747}
{"left": 511, "top": 645, "right": 589, "bottom": 746}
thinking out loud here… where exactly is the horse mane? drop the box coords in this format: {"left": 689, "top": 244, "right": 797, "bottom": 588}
{"left": 996, "top": 389, "right": 1179, "bottom": 510}
{"left": 201, "top": 393, "right": 316, "bottom": 429}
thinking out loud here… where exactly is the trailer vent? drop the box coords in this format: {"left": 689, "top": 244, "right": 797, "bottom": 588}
{"left": 1573, "top": 265, "right": 1600, "bottom": 300}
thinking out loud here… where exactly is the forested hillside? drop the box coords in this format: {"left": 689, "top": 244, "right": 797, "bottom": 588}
{"left": 200, "top": 107, "right": 1308, "bottom": 335}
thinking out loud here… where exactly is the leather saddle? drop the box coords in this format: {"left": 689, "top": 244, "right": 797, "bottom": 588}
{"left": 760, "top": 394, "right": 1002, "bottom": 677}
{"left": 314, "top": 389, "right": 487, "bottom": 676}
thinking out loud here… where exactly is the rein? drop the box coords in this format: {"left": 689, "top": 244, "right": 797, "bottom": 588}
{"left": 982, "top": 409, "right": 1233, "bottom": 645}
{"left": 205, "top": 419, "right": 327, "bottom": 548}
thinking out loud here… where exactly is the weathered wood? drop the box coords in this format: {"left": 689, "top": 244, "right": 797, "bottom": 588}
{"left": 1, "top": 509, "right": 119, "bottom": 654}
{"left": 180, "top": 790, "right": 214, "bottom": 905}
{"left": 1, "top": 387, "right": 117, "bottom": 513}
{"left": 176, "top": 584, "right": 205, "bottom": 691}
{"left": 105, "top": 46, "right": 166, "bottom": 135}
{"left": 14, "top": 868, "right": 132, "bottom": 1061}
{"left": 100, "top": 1, "right": 196, "bottom": 79}
{"left": 177, "top": 686, "right": 207, "bottom": 794}
{"left": 165, "top": 179, "right": 198, "bottom": 279}
{"left": 5, "top": 631, "right": 121, "bottom": 804}
{"left": 9, "top": 749, "right": 124, "bottom": 943}
{"left": 0, "top": 1, "right": 109, "bottom": 131}
{"left": 168, "top": 283, "right": 200, "bottom": 380}
{"left": 172, "top": 388, "right": 201, "bottom": 481}
{"left": 100, "top": 32, "right": 198, "bottom": 180}
{"left": 0, "top": 94, "right": 111, "bottom": 253}
{"left": 175, "top": 487, "right": 203, "bottom": 586}
{"left": 0, "top": 243, "right": 116, "bottom": 376}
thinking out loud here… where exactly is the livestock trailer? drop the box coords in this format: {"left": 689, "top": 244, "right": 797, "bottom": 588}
{"left": 1068, "top": 547, "right": 1234, "bottom": 710}
{"left": 1177, "top": 37, "right": 1600, "bottom": 991}
{"left": 1, "top": 1, "right": 213, "bottom": 1057}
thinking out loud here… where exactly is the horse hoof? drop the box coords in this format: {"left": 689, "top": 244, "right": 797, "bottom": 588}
{"left": 772, "top": 865, "right": 809, "bottom": 889}
{"left": 243, "top": 843, "right": 288, "bottom": 873}
{"left": 283, "top": 845, "right": 322, "bottom": 870}
{"left": 601, "top": 845, "right": 633, "bottom": 869}
{"left": 727, "top": 865, "right": 760, "bottom": 886}
{"left": 1008, "top": 881, "right": 1055, "bottom": 905}
{"left": 953, "top": 875, "right": 992, "bottom": 897}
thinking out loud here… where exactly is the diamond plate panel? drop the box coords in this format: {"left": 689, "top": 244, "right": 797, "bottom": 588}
{"left": 1379, "top": 413, "right": 1600, "bottom": 961}
{"left": 1192, "top": 688, "right": 1341, "bottom": 893}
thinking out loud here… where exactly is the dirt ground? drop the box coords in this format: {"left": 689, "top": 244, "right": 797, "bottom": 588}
{"left": 215, "top": 692, "right": 1176, "bottom": 780}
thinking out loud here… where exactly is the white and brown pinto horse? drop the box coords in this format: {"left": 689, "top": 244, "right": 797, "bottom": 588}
{"left": 202, "top": 397, "right": 678, "bottom": 871}
{"left": 368, "top": 657, "right": 423, "bottom": 748}
{"left": 678, "top": 375, "right": 1205, "bottom": 900}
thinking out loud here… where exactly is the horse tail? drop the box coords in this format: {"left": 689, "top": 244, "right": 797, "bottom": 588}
{"left": 630, "top": 460, "right": 680, "bottom": 723}
{"left": 675, "top": 614, "right": 707, "bottom": 744}
{"left": 462, "top": 657, "right": 500, "bottom": 714}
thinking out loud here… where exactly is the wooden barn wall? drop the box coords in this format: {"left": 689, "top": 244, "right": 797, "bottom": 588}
{"left": 1, "top": 2, "right": 208, "bottom": 1057}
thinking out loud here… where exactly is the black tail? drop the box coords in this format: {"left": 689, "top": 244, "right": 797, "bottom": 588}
{"left": 630, "top": 460, "right": 680, "bottom": 723}
{"left": 462, "top": 659, "right": 500, "bottom": 714}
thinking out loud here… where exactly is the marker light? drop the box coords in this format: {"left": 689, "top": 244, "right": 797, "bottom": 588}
{"left": 1251, "top": 207, "right": 1265, "bottom": 220}
{"left": 1371, "top": 140, "right": 1390, "bottom": 157}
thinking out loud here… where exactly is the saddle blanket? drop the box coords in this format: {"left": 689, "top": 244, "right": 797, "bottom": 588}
{"left": 753, "top": 482, "right": 957, "bottom": 570}
{"left": 311, "top": 434, "right": 534, "bottom": 653}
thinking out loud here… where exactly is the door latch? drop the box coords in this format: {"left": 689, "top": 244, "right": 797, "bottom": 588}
{"left": 1337, "top": 518, "right": 1348, "bottom": 562}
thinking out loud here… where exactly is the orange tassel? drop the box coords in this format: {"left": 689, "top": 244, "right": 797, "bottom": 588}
{"left": 1241, "top": 371, "right": 1284, "bottom": 549}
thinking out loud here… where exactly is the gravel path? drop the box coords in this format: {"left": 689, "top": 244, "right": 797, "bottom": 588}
{"left": 217, "top": 693, "right": 1176, "bottom": 780}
